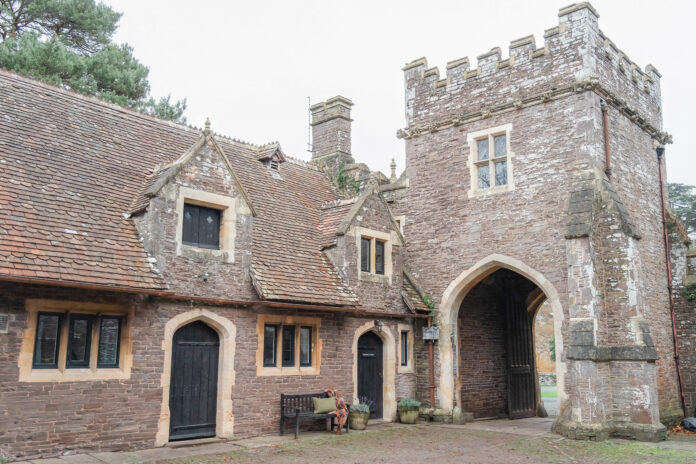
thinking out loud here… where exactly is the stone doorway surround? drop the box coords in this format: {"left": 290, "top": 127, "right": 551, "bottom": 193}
{"left": 351, "top": 321, "right": 396, "bottom": 421}
{"left": 156, "top": 308, "right": 236, "bottom": 446}
{"left": 438, "top": 254, "right": 566, "bottom": 421}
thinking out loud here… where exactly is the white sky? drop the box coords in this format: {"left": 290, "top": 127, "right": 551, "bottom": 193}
{"left": 107, "top": 0, "right": 694, "bottom": 185}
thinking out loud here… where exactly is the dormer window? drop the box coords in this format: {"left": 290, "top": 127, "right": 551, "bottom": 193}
{"left": 270, "top": 159, "right": 279, "bottom": 170}
{"left": 182, "top": 203, "right": 221, "bottom": 249}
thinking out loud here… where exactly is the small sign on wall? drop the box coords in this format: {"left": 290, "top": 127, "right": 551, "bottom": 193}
{"left": 422, "top": 326, "right": 439, "bottom": 341}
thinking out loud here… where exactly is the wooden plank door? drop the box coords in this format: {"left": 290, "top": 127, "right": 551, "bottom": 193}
{"left": 169, "top": 321, "right": 220, "bottom": 440}
{"left": 358, "top": 331, "right": 383, "bottom": 419}
{"left": 504, "top": 281, "right": 537, "bottom": 419}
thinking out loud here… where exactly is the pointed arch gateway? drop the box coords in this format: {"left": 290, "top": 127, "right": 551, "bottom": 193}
{"left": 437, "top": 254, "right": 566, "bottom": 419}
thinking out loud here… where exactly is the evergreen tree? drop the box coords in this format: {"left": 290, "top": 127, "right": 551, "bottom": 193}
{"left": 0, "top": 0, "right": 186, "bottom": 122}
{"left": 668, "top": 183, "right": 696, "bottom": 243}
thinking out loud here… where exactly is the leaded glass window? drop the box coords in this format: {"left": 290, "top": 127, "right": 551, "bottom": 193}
{"left": 300, "top": 326, "right": 311, "bottom": 366}
{"left": 263, "top": 325, "right": 278, "bottom": 367}
{"left": 473, "top": 131, "right": 510, "bottom": 192}
{"left": 67, "top": 314, "right": 93, "bottom": 368}
{"left": 477, "top": 139, "right": 489, "bottom": 161}
{"left": 281, "top": 325, "right": 295, "bottom": 367}
{"left": 361, "top": 237, "right": 371, "bottom": 272}
{"left": 33, "top": 313, "right": 61, "bottom": 368}
{"left": 375, "top": 240, "right": 385, "bottom": 275}
{"left": 495, "top": 161, "right": 508, "bottom": 186}
{"left": 494, "top": 134, "right": 507, "bottom": 157}
{"left": 477, "top": 165, "right": 490, "bottom": 189}
{"left": 182, "top": 203, "right": 221, "bottom": 249}
{"left": 97, "top": 316, "right": 122, "bottom": 368}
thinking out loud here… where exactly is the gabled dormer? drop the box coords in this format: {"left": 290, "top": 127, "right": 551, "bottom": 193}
{"left": 256, "top": 142, "right": 286, "bottom": 179}
{"left": 321, "top": 177, "right": 408, "bottom": 313}
{"left": 130, "top": 120, "right": 256, "bottom": 299}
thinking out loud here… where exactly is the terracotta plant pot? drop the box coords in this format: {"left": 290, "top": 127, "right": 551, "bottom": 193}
{"left": 349, "top": 411, "right": 370, "bottom": 430}
{"left": 398, "top": 407, "right": 419, "bottom": 424}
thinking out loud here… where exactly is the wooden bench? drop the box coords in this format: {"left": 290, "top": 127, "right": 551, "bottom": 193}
{"left": 280, "top": 392, "right": 350, "bottom": 438}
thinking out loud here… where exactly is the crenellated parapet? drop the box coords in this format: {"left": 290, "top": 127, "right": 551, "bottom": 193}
{"left": 400, "top": 2, "right": 667, "bottom": 142}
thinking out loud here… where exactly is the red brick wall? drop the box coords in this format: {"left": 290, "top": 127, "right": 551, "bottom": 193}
{"left": 458, "top": 283, "right": 507, "bottom": 418}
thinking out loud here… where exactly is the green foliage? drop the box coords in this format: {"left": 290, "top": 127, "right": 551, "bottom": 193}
{"left": 397, "top": 397, "right": 421, "bottom": 408}
{"left": 349, "top": 181, "right": 361, "bottom": 193}
{"left": 350, "top": 403, "right": 370, "bottom": 413}
{"left": 549, "top": 336, "right": 556, "bottom": 362}
{"left": 422, "top": 293, "right": 437, "bottom": 324}
{"left": 0, "top": 0, "right": 186, "bottom": 122}
{"left": 683, "top": 283, "right": 696, "bottom": 302}
{"left": 336, "top": 163, "right": 348, "bottom": 190}
{"left": 668, "top": 183, "right": 696, "bottom": 241}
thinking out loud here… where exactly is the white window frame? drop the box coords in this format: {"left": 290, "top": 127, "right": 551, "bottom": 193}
{"left": 467, "top": 123, "right": 514, "bottom": 198}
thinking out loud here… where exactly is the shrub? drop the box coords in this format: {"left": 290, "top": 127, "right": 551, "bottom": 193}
{"left": 397, "top": 397, "right": 421, "bottom": 408}
{"left": 683, "top": 283, "right": 696, "bottom": 302}
{"left": 350, "top": 403, "right": 370, "bottom": 413}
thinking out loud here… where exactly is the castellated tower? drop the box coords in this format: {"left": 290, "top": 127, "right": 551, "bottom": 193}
{"left": 392, "top": 2, "right": 679, "bottom": 440}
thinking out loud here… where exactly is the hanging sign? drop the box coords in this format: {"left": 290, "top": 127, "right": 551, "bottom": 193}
{"left": 422, "top": 326, "right": 439, "bottom": 341}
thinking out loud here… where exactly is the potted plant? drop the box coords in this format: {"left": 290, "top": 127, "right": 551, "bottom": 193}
{"left": 349, "top": 403, "right": 370, "bottom": 430}
{"left": 397, "top": 398, "right": 421, "bottom": 424}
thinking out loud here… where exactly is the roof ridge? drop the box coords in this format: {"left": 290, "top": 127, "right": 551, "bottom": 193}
{"left": 0, "top": 67, "right": 204, "bottom": 135}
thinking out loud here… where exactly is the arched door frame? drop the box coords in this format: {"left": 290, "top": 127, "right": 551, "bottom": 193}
{"left": 438, "top": 254, "right": 566, "bottom": 416}
{"left": 156, "top": 308, "right": 236, "bottom": 446}
{"left": 352, "top": 321, "right": 397, "bottom": 421}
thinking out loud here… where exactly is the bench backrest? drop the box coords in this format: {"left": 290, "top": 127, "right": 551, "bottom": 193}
{"left": 281, "top": 392, "right": 329, "bottom": 414}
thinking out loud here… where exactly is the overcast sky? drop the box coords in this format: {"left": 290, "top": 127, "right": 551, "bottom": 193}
{"left": 107, "top": 0, "right": 694, "bottom": 185}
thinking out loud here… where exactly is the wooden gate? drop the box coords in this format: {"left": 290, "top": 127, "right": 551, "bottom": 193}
{"left": 504, "top": 280, "right": 537, "bottom": 419}
{"left": 358, "top": 331, "right": 383, "bottom": 419}
{"left": 169, "top": 321, "right": 220, "bottom": 441}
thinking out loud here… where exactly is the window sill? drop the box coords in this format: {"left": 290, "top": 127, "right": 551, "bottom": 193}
{"left": 19, "top": 366, "right": 130, "bottom": 383}
{"left": 397, "top": 364, "right": 415, "bottom": 374}
{"left": 469, "top": 184, "right": 513, "bottom": 198}
{"left": 359, "top": 272, "right": 392, "bottom": 285}
{"left": 180, "top": 244, "right": 231, "bottom": 263}
{"left": 257, "top": 365, "right": 320, "bottom": 377}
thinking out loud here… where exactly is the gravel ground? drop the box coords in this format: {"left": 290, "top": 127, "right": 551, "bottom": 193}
{"left": 153, "top": 423, "right": 696, "bottom": 464}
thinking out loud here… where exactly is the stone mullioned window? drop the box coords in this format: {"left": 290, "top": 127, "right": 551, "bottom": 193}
{"left": 18, "top": 299, "right": 133, "bottom": 382}
{"left": 467, "top": 123, "right": 514, "bottom": 197}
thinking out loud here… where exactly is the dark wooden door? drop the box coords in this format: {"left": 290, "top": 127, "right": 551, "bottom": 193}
{"left": 169, "top": 321, "right": 220, "bottom": 440}
{"left": 358, "top": 331, "right": 383, "bottom": 419}
{"left": 504, "top": 281, "right": 537, "bottom": 419}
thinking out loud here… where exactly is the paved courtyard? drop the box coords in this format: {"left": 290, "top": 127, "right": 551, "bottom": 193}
{"left": 14, "top": 418, "right": 696, "bottom": 464}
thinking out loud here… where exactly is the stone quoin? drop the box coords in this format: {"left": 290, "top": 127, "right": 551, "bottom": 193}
{"left": 0, "top": 2, "right": 694, "bottom": 460}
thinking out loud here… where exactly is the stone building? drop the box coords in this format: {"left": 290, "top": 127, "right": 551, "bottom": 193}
{"left": 0, "top": 2, "right": 692, "bottom": 460}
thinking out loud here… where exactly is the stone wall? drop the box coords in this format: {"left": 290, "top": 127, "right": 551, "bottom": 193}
{"left": 0, "top": 282, "right": 416, "bottom": 460}
{"left": 397, "top": 2, "right": 675, "bottom": 440}
{"left": 133, "top": 143, "right": 256, "bottom": 301}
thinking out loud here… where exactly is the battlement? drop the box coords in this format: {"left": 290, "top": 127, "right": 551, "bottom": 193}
{"left": 401, "top": 2, "right": 664, "bottom": 137}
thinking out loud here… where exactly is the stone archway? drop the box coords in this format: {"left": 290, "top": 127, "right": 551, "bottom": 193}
{"left": 156, "top": 308, "right": 236, "bottom": 446}
{"left": 351, "top": 321, "right": 397, "bottom": 421}
{"left": 438, "top": 254, "right": 566, "bottom": 417}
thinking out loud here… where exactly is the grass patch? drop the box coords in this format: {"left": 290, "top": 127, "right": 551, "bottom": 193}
{"left": 505, "top": 436, "right": 694, "bottom": 464}
{"left": 541, "top": 389, "right": 558, "bottom": 398}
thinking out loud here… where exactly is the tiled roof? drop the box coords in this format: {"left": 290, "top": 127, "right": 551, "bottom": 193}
{"left": 319, "top": 201, "right": 354, "bottom": 248}
{"left": 402, "top": 270, "right": 429, "bottom": 313}
{"left": 0, "top": 70, "right": 358, "bottom": 304}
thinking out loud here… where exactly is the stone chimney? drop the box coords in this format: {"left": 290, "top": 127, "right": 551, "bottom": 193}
{"left": 310, "top": 96, "right": 355, "bottom": 167}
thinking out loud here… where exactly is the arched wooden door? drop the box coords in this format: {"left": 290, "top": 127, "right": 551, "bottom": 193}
{"left": 169, "top": 321, "right": 220, "bottom": 440}
{"left": 358, "top": 331, "right": 383, "bottom": 419}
